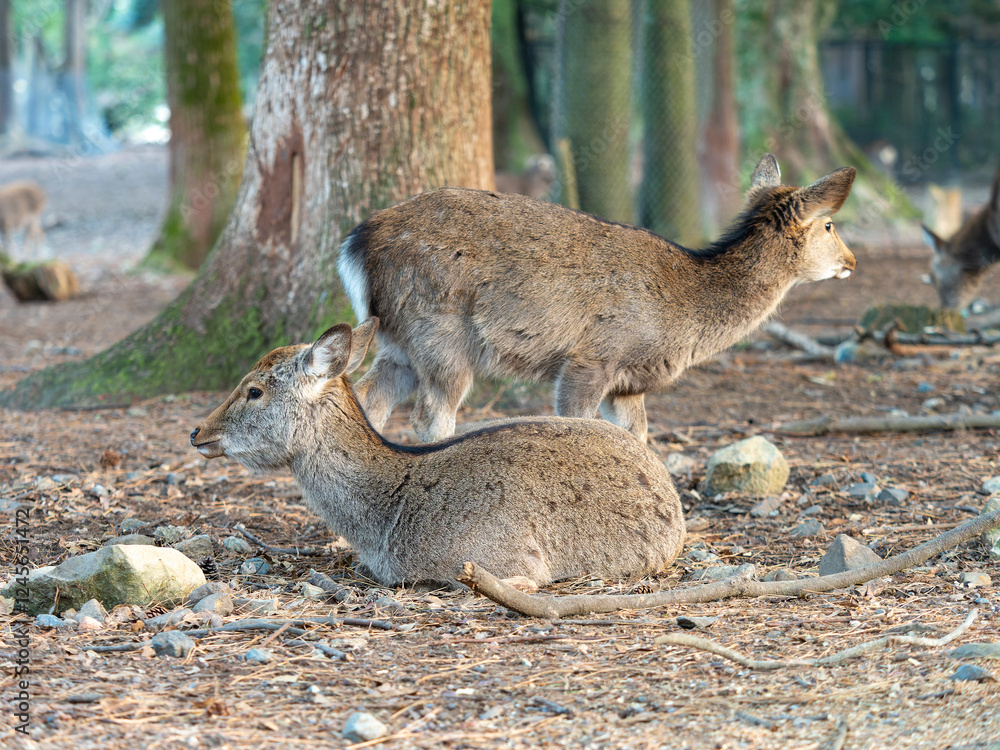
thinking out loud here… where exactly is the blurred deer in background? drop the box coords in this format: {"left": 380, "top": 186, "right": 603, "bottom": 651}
{"left": 494, "top": 154, "right": 556, "bottom": 201}
{"left": 922, "top": 167, "right": 1000, "bottom": 310}
{"left": 0, "top": 181, "right": 47, "bottom": 260}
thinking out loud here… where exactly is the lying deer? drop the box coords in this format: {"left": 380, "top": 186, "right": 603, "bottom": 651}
{"left": 338, "top": 154, "right": 856, "bottom": 443}
{"left": 0, "top": 181, "right": 47, "bottom": 258}
{"left": 190, "top": 319, "right": 685, "bottom": 587}
{"left": 921, "top": 166, "right": 1000, "bottom": 310}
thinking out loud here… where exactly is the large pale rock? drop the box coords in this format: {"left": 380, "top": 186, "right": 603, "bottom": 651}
{"left": 2, "top": 545, "right": 206, "bottom": 616}
{"left": 704, "top": 436, "right": 789, "bottom": 496}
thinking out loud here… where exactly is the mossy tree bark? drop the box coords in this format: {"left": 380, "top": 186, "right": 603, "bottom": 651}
{"left": 556, "top": 0, "right": 634, "bottom": 224}
{"left": 143, "top": 0, "right": 245, "bottom": 271}
{"left": 2, "top": 0, "right": 493, "bottom": 409}
{"left": 639, "top": 0, "right": 702, "bottom": 245}
{"left": 738, "top": 0, "right": 916, "bottom": 224}
{"left": 0, "top": 0, "right": 11, "bottom": 134}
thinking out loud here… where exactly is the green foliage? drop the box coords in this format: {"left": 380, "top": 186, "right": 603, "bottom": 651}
{"left": 830, "top": 0, "right": 1000, "bottom": 42}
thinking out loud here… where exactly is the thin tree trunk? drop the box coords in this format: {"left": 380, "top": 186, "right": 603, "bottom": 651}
{"left": 556, "top": 0, "right": 634, "bottom": 224}
{"left": 492, "top": 0, "right": 545, "bottom": 171}
{"left": 639, "top": 0, "right": 702, "bottom": 245}
{"left": 0, "top": 0, "right": 12, "bottom": 134}
{"left": 696, "top": 0, "right": 741, "bottom": 232}
{"left": 2, "top": 0, "right": 493, "bottom": 409}
{"left": 144, "top": 0, "right": 245, "bottom": 270}
{"left": 61, "top": 0, "right": 87, "bottom": 143}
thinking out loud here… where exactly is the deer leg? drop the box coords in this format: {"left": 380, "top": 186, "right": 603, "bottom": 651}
{"left": 411, "top": 371, "right": 473, "bottom": 442}
{"left": 353, "top": 342, "right": 417, "bottom": 432}
{"left": 554, "top": 361, "right": 608, "bottom": 420}
{"left": 600, "top": 393, "right": 649, "bottom": 443}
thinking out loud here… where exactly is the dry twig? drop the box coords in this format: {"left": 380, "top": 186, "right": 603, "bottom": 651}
{"left": 234, "top": 523, "right": 325, "bottom": 556}
{"left": 777, "top": 412, "right": 1000, "bottom": 436}
{"left": 652, "top": 609, "right": 977, "bottom": 669}
{"left": 455, "top": 509, "right": 1000, "bottom": 618}
{"left": 762, "top": 321, "right": 834, "bottom": 358}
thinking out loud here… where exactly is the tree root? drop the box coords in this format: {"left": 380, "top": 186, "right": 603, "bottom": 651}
{"left": 455, "top": 509, "right": 1000, "bottom": 618}
{"left": 777, "top": 412, "right": 1000, "bottom": 436}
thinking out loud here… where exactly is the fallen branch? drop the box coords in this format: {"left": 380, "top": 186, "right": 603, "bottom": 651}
{"left": 776, "top": 412, "right": 1000, "bottom": 436}
{"left": 653, "top": 609, "right": 977, "bottom": 670}
{"left": 308, "top": 569, "right": 356, "bottom": 602}
{"left": 234, "top": 523, "right": 325, "bottom": 557}
{"left": 762, "top": 321, "right": 834, "bottom": 358}
{"left": 455, "top": 509, "right": 1000, "bottom": 618}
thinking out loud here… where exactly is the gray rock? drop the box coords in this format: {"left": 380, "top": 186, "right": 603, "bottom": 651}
{"left": 76, "top": 599, "right": 108, "bottom": 623}
{"left": 373, "top": 596, "right": 405, "bottom": 615}
{"left": 664, "top": 453, "right": 697, "bottom": 477}
{"left": 77, "top": 616, "right": 103, "bottom": 631}
{"left": 0, "top": 545, "right": 206, "bottom": 616}
{"left": 922, "top": 397, "right": 945, "bottom": 412}
{"left": 704, "top": 436, "right": 790, "bottom": 496}
{"left": 750, "top": 496, "right": 783, "bottom": 517}
{"left": 960, "top": 571, "right": 991, "bottom": 588}
{"left": 151, "top": 630, "right": 195, "bottom": 658}
{"left": 242, "top": 648, "right": 272, "bottom": 663}
{"left": 173, "top": 534, "right": 214, "bottom": 561}
{"left": 846, "top": 481, "right": 880, "bottom": 501}
{"left": 233, "top": 598, "right": 277, "bottom": 615}
{"left": 50, "top": 474, "right": 78, "bottom": 484}
{"left": 877, "top": 487, "right": 909, "bottom": 505}
{"left": 801, "top": 504, "right": 823, "bottom": 516}
{"left": 687, "top": 548, "right": 721, "bottom": 564}
{"left": 222, "top": 536, "right": 253, "bottom": 555}
{"left": 185, "top": 582, "right": 231, "bottom": 607}
{"left": 859, "top": 472, "right": 877, "bottom": 485}
{"left": 299, "top": 583, "right": 327, "bottom": 599}
{"left": 688, "top": 563, "right": 756, "bottom": 583}
{"left": 144, "top": 608, "right": 194, "bottom": 629}
{"left": 982, "top": 497, "right": 1000, "bottom": 559}
{"left": 950, "top": 643, "right": 1000, "bottom": 661}
{"left": 88, "top": 484, "right": 110, "bottom": 498}
{"left": 810, "top": 473, "right": 838, "bottom": 488}
{"left": 818, "top": 535, "right": 882, "bottom": 576}
{"left": 789, "top": 519, "right": 825, "bottom": 539}
{"left": 153, "top": 525, "right": 188, "bottom": 545}
{"left": 763, "top": 569, "right": 799, "bottom": 582}
{"left": 165, "top": 472, "right": 184, "bottom": 486}
{"left": 948, "top": 664, "right": 996, "bottom": 683}
{"left": 983, "top": 476, "right": 1000, "bottom": 494}
{"left": 119, "top": 518, "right": 147, "bottom": 533}
{"left": 342, "top": 712, "right": 388, "bottom": 743}
{"left": 239, "top": 557, "right": 270, "bottom": 576}
{"left": 35, "top": 614, "right": 67, "bottom": 628}
{"left": 191, "top": 592, "right": 233, "bottom": 616}
{"left": 103, "top": 534, "right": 156, "bottom": 547}
{"left": 33, "top": 477, "right": 58, "bottom": 491}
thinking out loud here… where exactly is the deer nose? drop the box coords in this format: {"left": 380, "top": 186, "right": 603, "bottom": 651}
{"left": 190, "top": 428, "right": 200, "bottom": 445}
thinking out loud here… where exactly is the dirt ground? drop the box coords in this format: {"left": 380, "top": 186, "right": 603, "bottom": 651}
{"left": 1, "top": 149, "right": 999, "bottom": 749}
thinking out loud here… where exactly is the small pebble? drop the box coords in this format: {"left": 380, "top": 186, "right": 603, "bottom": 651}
{"left": 877, "top": 487, "right": 909, "bottom": 505}
{"left": 750, "top": 496, "right": 783, "bottom": 517}
{"left": 916, "top": 382, "right": 935, "bottom": 393}
{"left": 373, "top": 596, "right": 405, "bottom": 615}
{"left": 242, "top": 648, "right": 272, "bottom": 663}
{"left": 76, "top": 616, "right": 103, "bottom": 631}
{"left": 688, "top": 563, "right": 755, "bottom": 583}
{"left": 191, "top": 592, "right": 234, "bottom": 616}
{"left": 342, "top": 712, "right": 388, "bottom": 743}
{"left": 33, "top": 477, "right": 58, "bottom": 491}
{"left": 89, "top": 484, "right": 109, "bottom": 498}
{"left": 186, "top": 582, "right": 231, "bottom": 607}
{"left": 35, "top": 614, "right": 66, "bottom": 628}
{"left": 165, "top": 472, "right": 184, "bottom": 486}
{"left": 948, "top": 664, "right": 996, "bottom": 683}
{"left": 950, "top": 642, "right": 1000, "bottom": 660}
{"left": 789, "top": 519, "right": 825, "bottom": 538}
{"left": 922, "top": 397, "right": 945, "bottom": 411}
{"left": 144, "top": 608, "right": 193, "bottom": 630}
{"left": 50, "top": 473, "right": 78, "bottom": 484}
{"left": 960, "top": 571, "right": 991, "bottom": 588}
{"left": 232, "top": 598, "right": 278, "bottom": 615}
{"left": 222, "top": 536, "right": 253, "bottom": 555}
{"left": 239, "top": 557, "right": 270, "bottom": 576}
{"left": 763, "top": 569, "right": 798, "bottom": 582}
{"left": 119, "top": 518, "right": 146, "bottom": 532}
{"left": 151, "top": 630, "right": 195, "bottom": 658}
{"left": 153, "top": 525, "right": 188, "bottom": 544}
{"left": 983, "top": 476, "right": 1000, "bottom": 495}
{"left": 299, "top": 583, "right": 327, "bottom": 599}
{"left": 103, "top": 534, "right": 156, "bottom": 547}
{"left": 77, "top": 599, "right": 108, "bottom": 623}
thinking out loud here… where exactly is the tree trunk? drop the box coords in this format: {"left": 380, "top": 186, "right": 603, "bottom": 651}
{"left": 143, "top": 0, "right": 245, "bottom": 271}
{"left": 2, "top": 0, "right": 493, "bottom": 409}
{"left": 639, "top": 0, "right": 702, "bottom": 245}
{"left": 0, "top": 0, "right": 12, "bottom": 134}
{"left": 556, "top": 0, "right": 634, "bottom": 224}
{"left": 695, "top": 0, "right": 741, "bottom": 233}
{"left": 60, "top": 0, "right": 87, "bottom": 142}
{"left": 492, "top": 0, "right": 545, "bottom": 172}
{"left": 739, "top": 0, "right": 915, "bottom": 224}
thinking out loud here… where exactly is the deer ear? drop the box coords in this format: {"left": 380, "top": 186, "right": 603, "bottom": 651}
{"left": 921, "top": 223, "right": 946, "bottom": 253}
{"left": 794, "top": 167, "right": 856, "bottom": 222}
{"left": 750, "top": 154, "right": 781, "bottom": 191}
{"left": 303, "top": 323, "right": 353, "bottom": 377}
{"left": 344, "top": 317, "right": 379, "bottom": 375}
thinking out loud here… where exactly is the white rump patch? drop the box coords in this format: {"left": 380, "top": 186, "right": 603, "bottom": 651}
{"left": 337, "top": 234, "right": 370, "bottom": 321}
{"left": 835, "top": 269, "right": 852, "bottom": 279}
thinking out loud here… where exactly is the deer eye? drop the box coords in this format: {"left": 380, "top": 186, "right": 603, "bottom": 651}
{"left": 825, "top": 221, "right": 833, "bottom": 232}
{"left": 247, "top": 387, "right": 263, "bottom": 400}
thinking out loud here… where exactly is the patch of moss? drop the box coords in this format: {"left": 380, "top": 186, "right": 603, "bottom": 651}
{"left": 860, "top": 303, "right": 965, "bottom": 334}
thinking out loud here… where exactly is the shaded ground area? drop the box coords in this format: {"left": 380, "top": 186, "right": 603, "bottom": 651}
{"left": 1, "top": 151, "right": 998, "bottom": 748}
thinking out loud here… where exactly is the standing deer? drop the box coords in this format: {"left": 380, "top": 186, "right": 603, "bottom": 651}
{"left": 0, "top": 181, "right": 47, "bottom": 259}
{"left": 921, "top": 167, "right": 1000, "bottom": 310}
{"left": 190, "top": 319, "right": 685, "bottom": 587}
{"left": 338, "top": 154, "right": 857, "bottom": 443}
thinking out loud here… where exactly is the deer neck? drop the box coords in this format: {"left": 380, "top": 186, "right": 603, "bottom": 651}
{"left": 289, "top": 391, "right": 411, "bottom": 549}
